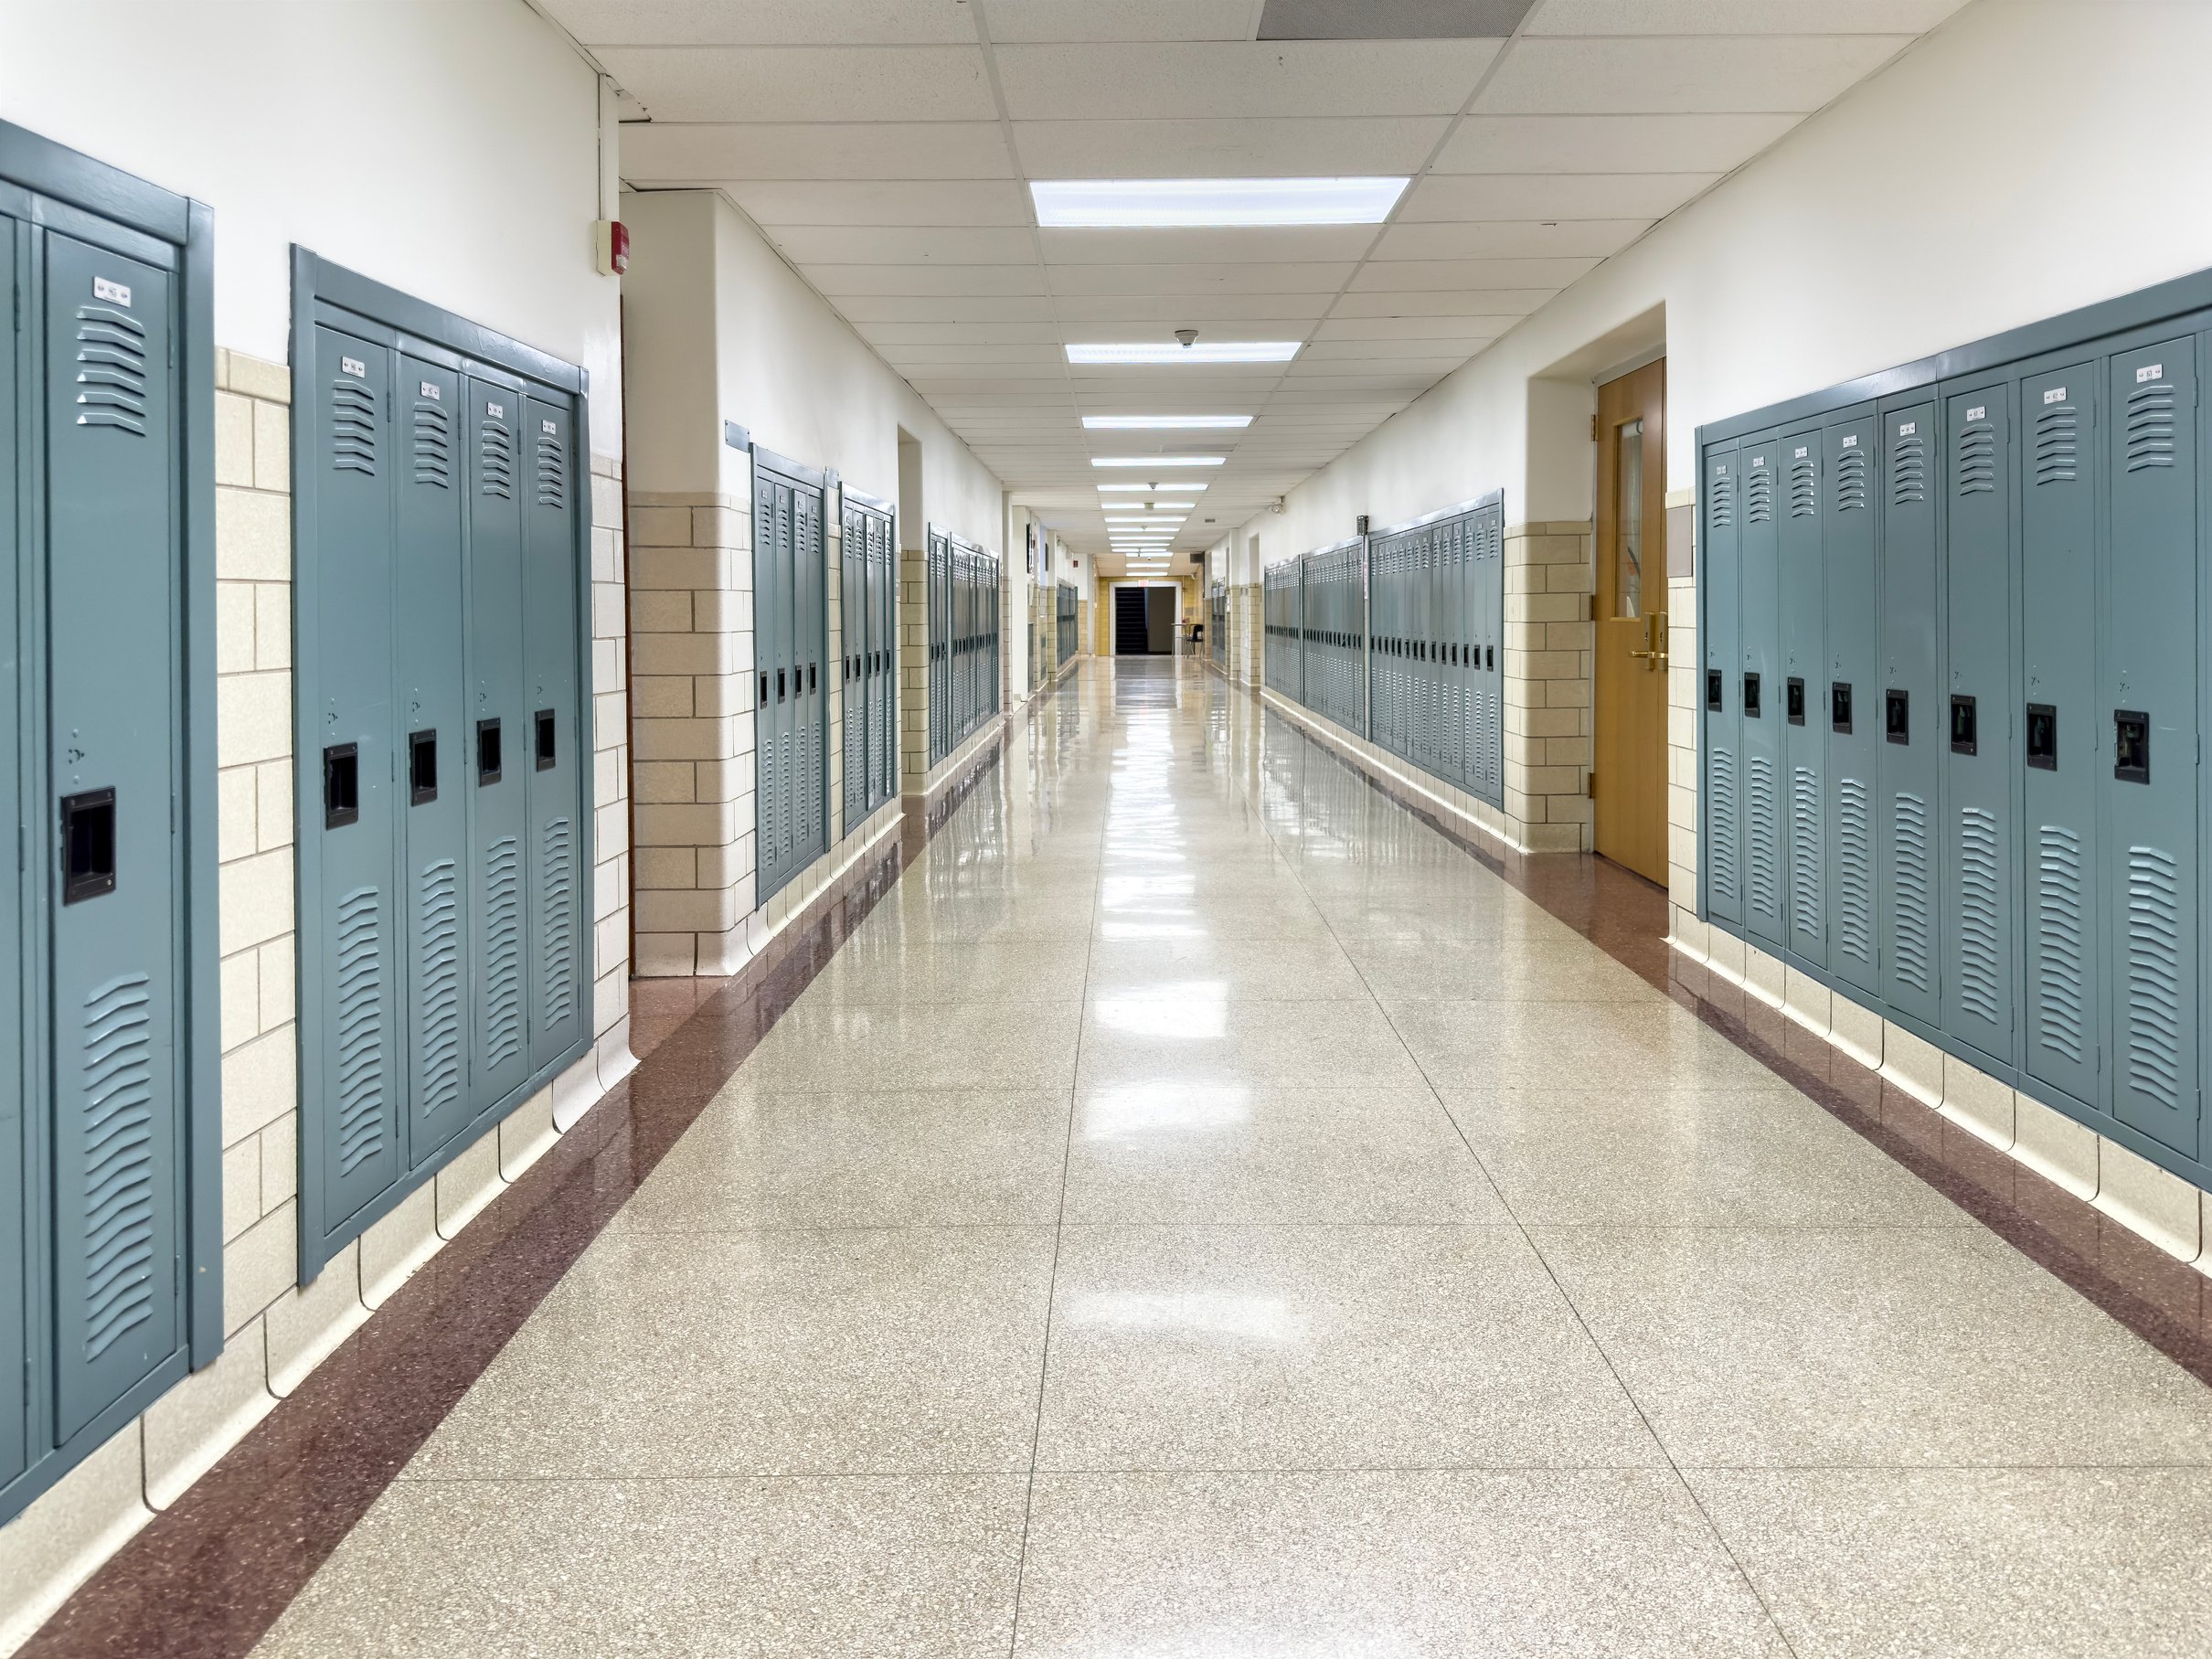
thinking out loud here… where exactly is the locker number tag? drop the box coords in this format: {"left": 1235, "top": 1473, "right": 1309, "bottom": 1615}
{"left": 541, "top": 418, "right": 557, "bottom": 436}
{"left": 1898, "top": 421, "right": 1917, "bottom": 436}
{"left": 92, "top": 276, "right": 132, "bottom": 307}
{"left": 2138, "top": 363, "right": 2164, "bottom": 383}
{"left": 1793, "top": 446, "right": 1808, "bottom": 459}
{"left": 341, "top": 356, "right": 367, "bottom": 378}
{"left": 1966, "top": 406, "right": 1985, "bottom": 421}
{"left": 487, "top": 401, "right": 505, "bottom": 419}
{"left": 1842, "top": 434, "right": 1858, "bottom": 448}
{"left": 420, "top": 380, "right": 441, "bottom": 400}
{"left": 2044, "top": 387, "right": 2066, "bottom": 404}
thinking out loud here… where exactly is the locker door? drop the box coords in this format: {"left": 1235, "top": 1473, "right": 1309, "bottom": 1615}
{"left": 2018, "top": 361, "right": 2098, "bottom": 1108}
{"left": 307, "top": 325, "right": 402, "bottom": 1228}
{"left": 753, "top": 475, "right": 788, "bottom": 896}
{"left": 44, "top": 234, "right": 185, "bottom": 1437}
{"left": 1739, "top": 432, "right": 1785, "bottom": 947}
{"left": 1823, "top": 410, "right": 1880, "bottom": 995}
{"left": 466, "top": 377, "right": 529, "bottom": 1110}
{"left": 1878, "top": 398, "right": 1941, "bottom": 1026}
{"left": 0, "top": 218, "right": 20, "bottom": 1486}
{"left": 394, "top": 357, "right": 470, "bottom": 1157}
{"left": 523, "top": 394, "right": 582, "bottom": 1072}
{"left": 875, "top": 514, "right": 894, "bottom": 806}
{"left": 1445, "top": 520, "right": 1467, "bottom": 785}
{"left": 1941, "top": 381, "right": 2015, "bottom": 1064}
{"left": 842, "top": 507, "right": 865, "bottom": 830}
{"left": 1778, "top": 425, "right": 1825, "bottom": 960}
{"left": 797, "top": 484, "right": 825, "bottom": 862}
{"left": 1702, "top": 442, "right": 1743, "bottom": 924}
{"left": 2105, "top": 338, "right": 2198, "bottom": 1155}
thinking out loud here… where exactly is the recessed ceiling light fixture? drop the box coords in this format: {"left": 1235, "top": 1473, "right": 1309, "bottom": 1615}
{"left": 1070, "top": 342, "right": 1298, "bottom": 366}
{"left": 1082, "top": 414, "right": 1253, "bottom": 430}
{"left": 1034, "top": 177, "right": 1409, "bottom": 229}
{"left": 1092, "top": 455, "right": 1226, "bottom": 467}
{"left": 1099, "top": 482, "right": 1207, "bottom": 492}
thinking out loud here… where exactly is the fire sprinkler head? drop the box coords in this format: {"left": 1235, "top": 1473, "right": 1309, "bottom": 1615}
{"left": 1174, "top": 328, "right": 1199, "bottom": 348}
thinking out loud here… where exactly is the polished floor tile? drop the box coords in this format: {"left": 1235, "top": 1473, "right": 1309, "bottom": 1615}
{"left": 742, "top": 1000, "right": 1083, "bottom": 1091}
{"left": 1078, "top": 994, "right": 1430, "bottom": 1089}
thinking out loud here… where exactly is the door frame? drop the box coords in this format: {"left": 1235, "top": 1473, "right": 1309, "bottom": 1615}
{"left": 1592, "top": 354, "right": 1671, "bottom": 883}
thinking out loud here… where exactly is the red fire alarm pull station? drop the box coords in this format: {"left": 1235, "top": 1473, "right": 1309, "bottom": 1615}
{"left": 594, "top": 219, "right": 629, "bottom": 276}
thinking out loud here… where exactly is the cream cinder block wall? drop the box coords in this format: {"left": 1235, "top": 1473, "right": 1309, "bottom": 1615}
{"left": 0, "top": 3, "right": 635, "bottom": 1648}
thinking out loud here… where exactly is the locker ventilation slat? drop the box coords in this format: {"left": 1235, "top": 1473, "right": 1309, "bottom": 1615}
{"left": 417, "top": 858, "right": 463, "bottom": 1120}
{"left": 1834, "top": 447, "right": 1867, "bottom": 512}
{"left": 334, "top": 888, "right": 388, "bottom": 1175}
{"left": 479, "top": 412, "right": 514, "bottom": 499}
{"left": 484, "top": 835, "right": 523, "bottom": 1068}
{"left": 79, "top": 973, "right": 156, "bottom": 1359}
{"left": 74, "top": 303, "right": 149, "bottom": 434}
{"left": 1836, "top": 777, "right": 1874, "bottom": 965}
{"left": 1788, "top": 455, "right": 1816, "bottom": 518}
{"left": 1708, "top": 473, "right": 1734, "bottom": 530}
{"left": 1707, "top": 746, "right": 1739, "bottom": 902}
{"left": 2125, "top": 383, "right": 2177, "bottom": 473}
{"left": 2122, "top": 844, "right": 2185, "bottom": 1107}
{"left": 2033, "top": 824, "right": 2087, "bottom": 1064}
{"left": 1745, "top": 462, "right": 1773, "bottom": 526}
{"left": 332, "top": 380, "right": 378, "bottom": 475}
{"left": 1891, "top": 791, "right": 1932, "bottom": 992}
{"left": 1888, "top": 433, "right": 1928, "bottom": 505}
{"left": 536, "top": 430, "right": 566, "bottom": 508}
{"left": 1954, "top": 421, "right": 1997, "bottom": 496}
{"left": 1956, "top": 806, "right": 2002, "bottom": 1025}
{"left": 1746, "top": 753, "right": 1779, "bottom": 919}
{"left": 2033, "top": 403, "right": 2079, "bottom": 485}
{"left": 412, "top": 399, "right": 452, "bottom": 489}
{"left": 540, "top": 815, "right": 575, "bottom": 1026}
{"left": 1790, "top": 765, "right": 1822, "bottom": 939}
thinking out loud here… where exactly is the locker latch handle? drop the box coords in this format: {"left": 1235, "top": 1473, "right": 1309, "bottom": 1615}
{"left": 1885, "top": 690, "right": 1909, "bottom": 746}
{"left": 2114, "top": 710, "right": 2150, "bottom": 783}
{"left": 777, "top": 668, "right": 788, "bottom": 702}
{"left": 535, "top": 708, "right": 558, "bottom": 771}
{"left": 1706, "top": 670, "right": 1724, "bottom": 713}
{"left": 477, "top": 718, "right": 504, "bottom": 785}
{"left": 1949, "top": 695, "right": 1978, "bottom": 757}
{"left": 409, "top": 730, "right": 439, "bottom": 804}
{"left": 59, "top": 788, "right": 117, "bottom": 905}
{"left": 324, "top": 744, "right": 360, "bottom": 829}
{"left": 1741, "top": 673, "right": 1761, "bottom": 719}
{"left": 1831, "top": 682, "right": 1853, "bottom": 734}
{"left": 760, "top": 673, "right": 769, "bottom": 707}
{"left": 2026, "top": 703, "right": 2057, "bottom": 771}
{"left": 1785, "top": 677, "right": 1805, "bottom": 725}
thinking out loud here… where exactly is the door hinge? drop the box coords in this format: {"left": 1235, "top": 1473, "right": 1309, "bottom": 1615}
{"left": 1586, "top": 772, "right": 1597, "bottom": 799}
{"left": 1588, "top": 593, "right": 1600, "bottom": 622}
{"left": 1590, "top": 414, "right": 1599, "bottom": 441}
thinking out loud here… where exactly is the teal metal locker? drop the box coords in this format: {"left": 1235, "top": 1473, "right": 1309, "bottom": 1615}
{"left": 1702, "top": 443, "right": 1743, "bottom": 925}
{"left": 841, "top": 499, "right": 867, "bottom": 830}
{"left": 0, "top": 216, "right": 19, "bottom": 1493}
{"left": 523, "top": 395, "right": 582, "bottom": 1073}
{"left": 1823, "top": 409, "right": 1880, "bottom": 996}
{"left": 1940, "top": 378, "right": 2015, "bottom": 1065}
{"left": 1779, "top": 422, "right": 1826, "bottom": 961}
{"left": 751, "top": 447, "right": 827, "bottom": 901}
{"left": 1878, "top": 398, "right": 1941, "bottom": 1026}
{"left": 1738, "top": 434, "right": 1785, "bottom": 948}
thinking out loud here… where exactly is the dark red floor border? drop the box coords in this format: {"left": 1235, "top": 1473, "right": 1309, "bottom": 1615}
{"left": 18, "top": 716, "right": 1023, "bottom": 1659}
{"left": 1242, "top": 676, "right": 2212, "bottom": 1385}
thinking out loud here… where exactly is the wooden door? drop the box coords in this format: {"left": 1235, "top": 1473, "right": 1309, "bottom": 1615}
{"left": 1593, "top": 358, "right": 1669, "bottom": 883}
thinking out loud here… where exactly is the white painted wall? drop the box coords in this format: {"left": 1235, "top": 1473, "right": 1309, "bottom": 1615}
{"left": 0, "top": 0, "right": 622, "bottom": 441}
{"left": 1240, "top": 0, "right": 2212, "bottom": 561}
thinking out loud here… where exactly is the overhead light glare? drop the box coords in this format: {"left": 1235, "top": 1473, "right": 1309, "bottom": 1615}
{"left": 1092, "top": 455, "right": 1227, "bottom": 467}
{"left": 1100, "top": 482, "right": 1207, "bottom": 492}
{"left": 1071, "top": 343, "right": 1298, "bottom": 365}
{"left": 1082, "top": 414, "right": 1253, "bottom": 430}
{"left": 1034, "top": 176, "right": 1409, "bottom": 229}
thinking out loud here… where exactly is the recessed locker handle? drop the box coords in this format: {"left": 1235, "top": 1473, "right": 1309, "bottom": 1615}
{"left": 477, "top": 718, "right": 504, "bottom": 785}
{"left": 535, "top": 708, "right": 558, "bottom": 771}
{"left": 2026, "top": 703, "right": 2057, "bottom": 771}
{"left": 1741, "top": 673, "right": 1761, "bottom": 718}
{"left": 1885, "top": 689, "right": 1909, "bottom": 746}
{"left": 760, "top": 673, "right": 769, "bottom": 707}
{"left": 1831, "top": 682, "right": 1853, "bottom": 733}
{"left": 777, "top": 668, "right": 788, "bottom": 702}
{"left": 1949, "top": 695, "right": 1978, "bottom": 757}
{"left": 1786, "top": 677, "right": 1805, "bottom": 726}
{"left": 323, "top": 743, "right": 360, "bottom": 829}
{"left": 409, "top": 729, "right": 439, "bottom": 804}
{"left": 2114, "top": 709, "right": 2150, "bottom": 783}
{"left": 59, "top": 787, "right": 117, "bottom": 905}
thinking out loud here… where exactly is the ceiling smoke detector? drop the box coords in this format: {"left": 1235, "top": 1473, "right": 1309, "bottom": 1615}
{"left": 1174, "top": 328, "right": 1199, "bottom": 349}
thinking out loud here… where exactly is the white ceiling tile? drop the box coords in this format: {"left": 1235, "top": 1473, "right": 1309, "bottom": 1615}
{"left": 1313, "top": 315, "right": 1513, "bottom": 339}
{"left": 548, "top": 0, "right": 973, "bottom": 44}
{"left": 832, "top": 295, "right": 1060, "bottom": 321}
{"left": 1052, "top": 293, "right": 1329, "bottom": 321}
{"left": 877, "top": 341, "right": 1067, "bottom": 364}
{"left": 1525, "top": 0, "right": 1968, "bottom": 35}
{"left": 906, "top": 362, "right": 1069, "bottom": 378}
{"left": 811, "top": 264, "right": 1050, "bottom": 295}
{"left": 994, "top": 41, "right": 1499, "bottom": 121}
{"left": 1284, "top": 358, "right": 1466, "bottom": 378}
{"left": 1300, "top": 338, "right": 1487, "bottom": 360}
{"left": 621, "top": 122, "right": 1014, "bottom": 182}
{"left": 599, "top": 46, "right": 995, "bottom": 122}
{"left": 1401, "top": 172, "right": 1717, "bottom": 220}
{"left": 856, "top": 321, "right": 1073, "bottom": 344}
{"left": 1037, "top": 226, "right": 1377, "bottom": 265}
{"left": 1370, "top": 218, "right": 1649, "bottom": 260}
{"left": 725, "top": 180, "right": 1031, "bottom": 227}
{"left": 1473, "top": 35, "right": 1914, "bottom": 115}
{"left": 985, "top": 0, "right": 1258, "bottom": 43}
{"left": 1012, "top": 117, "right": 1449, "bottom": 178}
{"left": 1348, "top": 257, "right": 1598, "bottom": 291}
{"left": 1049, "top": 262, "right": 1352, "bottom": 295}
{"left": 764, "top": 226, "right": 1038, "bottom": 264}
{"left": 1330, "top": 287, "right": 1556, "bottom": 315}
{"left": 1433, "top": 112, "right": 1799, "bottom": 175}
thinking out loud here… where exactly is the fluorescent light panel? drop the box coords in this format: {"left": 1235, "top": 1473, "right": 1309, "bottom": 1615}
{"left": 1092, "top": 455, "right": 1226, "bottom": 467}
{"left": 1070, "top": 342, "right": 1298, "bottom": 365}
{"left": 1034, "top": 176, "right": 1409, "bottom": 229}
{"left": 1082, "top": 414, "right": 1252, "bottom": 430}
{"left": 1099, "top": 482, "right": 1206, "bottom": 492}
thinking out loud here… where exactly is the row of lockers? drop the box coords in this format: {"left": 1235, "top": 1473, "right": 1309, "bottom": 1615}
{"left": 1699, "top": 270, "right": 2212, "bottom": 1179}
{"left": 928, "top": 528, "right": 1001, "bottom": 764}
{"left": 1058, "top": 581, "right": 1078, "bottom": 667}
{"left": 1259, "top": 496, "right": 1507, "bottom": 810}
{"left": 839, "top": 488, "right": 899, "bottom": 832}
{"left": 752, "top": 448, "right": 831, "bottom": 905}
{"left": 295, "top": 260, "right": 592, "bottom": 1279}
{"left": 1209, "top": 580, "right": 1227, "bottom": 668}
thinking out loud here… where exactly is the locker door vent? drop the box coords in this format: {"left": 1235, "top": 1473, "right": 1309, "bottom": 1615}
{"left": 79, "top": 973, "right": 156, "bottom": 1359}
{"left": 1834, "top": 448, "right": 1867, "bottom": 512}
{"left": 478, "top": 410, "right": 514, "bottom": 499}
{"left": 1707, "top": 747, "right": 1739, "bottom": 901}
{"left": 73, "top": 303, "right": 149, "bottom": 435}
{"left": 1891, "top": 791, "right": 1933, "bottom": 991}
{"left": 331, "top": 378, "right": 378, "bottom": 475}
{"left": 2033, "top": 825, "right": 2087, "bottom": 1063}
{"left": 1954, "top": 420, "right": 1997, "bottom": 495}
{"left": 2124, "top": 381, "right": 2177, "bottom": 473}
{"left": 1790, "top": 765, "right": 1822, "bottom": 937}
{"left": 1836, "top": 777, "right": 1875, "bottom": 965}
{"left": 1788, "top": 454, "right": 1816, "bottom": 517}
{"left": 1956, "top": 806, "right": 2003, "bottom": 1025}
{"left": 539, "top": 815, "right": 575, "bottom": 1024}
{"left": 483, "top": 835, "right": 523, "bottom": 1069}
{"left": 411, "top": 399, "right": 452, "bottom": 488}
{"left": 1746, "top": 754, "right": 1779, "bottom": 916}
{"left": 416, "top": 860, "right": 463, "bottom": 1118}
{"left": 2122, "top": 845, "right": 2185, "bottom": 1107}
{"left": 2032, "top": 402, "right": 2079, "bottom": 485}
{"left": 1708, "top": 473, "right": 1734, "bottom": 529}
{"left": 535, "top": 427, "right": 567, "bottom": 508}
{"left": 1888, "top": 432, "right": 1928, "bottom": 505}
{"left": 334, "top": 888, "right": 388, "bottom": 1176}
{"left": 1745, "top": 463, "right": 1773, "bottom": 526}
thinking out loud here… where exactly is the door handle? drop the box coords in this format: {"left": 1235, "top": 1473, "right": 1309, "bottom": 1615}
{"left": 1628, "top": 611, "right": 1667, "bottom": 669}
